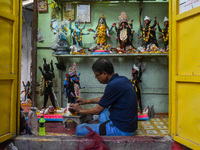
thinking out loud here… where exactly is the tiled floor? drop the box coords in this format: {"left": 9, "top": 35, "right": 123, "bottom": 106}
{"left": 135, "top": 117, "right": 168, "bottom": 136}
{"left": 22, "top": 104, "right": 169, "bottom": 136}
{"left": 44, "top": 117, "right": 169, "bottom": 136}
{"left": 22, "top": 104, "right": 169, "bottom": 137}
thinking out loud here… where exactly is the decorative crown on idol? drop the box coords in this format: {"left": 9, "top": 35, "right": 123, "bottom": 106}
{"left": 69, "top": 63, "right": 77, "bottom": 76}
{"left": 118, "top": 11, "right": 129, "bottom": 23}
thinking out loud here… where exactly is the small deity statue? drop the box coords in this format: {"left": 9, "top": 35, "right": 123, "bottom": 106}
{"left": 69, "top": 19, "right": 89, "bottom": 53}
{"left": 38, "top": 58, "right": 57, "bottom": 110}
{"left": 50, "top": 20, "right": 71, "bottom": 54}
{"left": 138, "top": 16, "right": 159, "bottom": 52}
{"left": 20, "top": 81, "right": 32, "bottom": 104}
{"left": 64, "top": 63, "right": 84, "bottom": 104}
{"left": 157, "top": 16, "right": 169, "bottom": 52}
{"left": 87, "top": 13, "right": 115, "bottom": 54}
{"left": 114, "top": 11, "right": 135, "bottom": 53}
{"left": 64, "top": 63, "right": 84, "bottom": 115}
{"left": 130, "top": 61, "right": 146, "bottom": 113}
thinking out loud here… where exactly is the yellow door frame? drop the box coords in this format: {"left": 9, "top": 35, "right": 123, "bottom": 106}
{"left": 0, "top": 0, "right": 22, "bottom": 143}
{"left": 169, "top": 0, "right": 200, "bottom": 149}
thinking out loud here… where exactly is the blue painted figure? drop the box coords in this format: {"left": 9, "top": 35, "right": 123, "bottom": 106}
{"left": 69, "top": 19, "right": 89, "bottom": 52}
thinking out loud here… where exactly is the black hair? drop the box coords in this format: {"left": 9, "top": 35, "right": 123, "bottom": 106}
{"left": 96, "top": 18, "right": 108, "bottom": 29}
{"left": 92, "top": 58, "right": 114, "bottom": 75}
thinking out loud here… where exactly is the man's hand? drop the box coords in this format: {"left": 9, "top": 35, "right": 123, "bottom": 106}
{"left": 69, "top": 103, "right": 82, "bottom": 113}
{"left": 76, "top": 98, "right": 87, "bottom": 105}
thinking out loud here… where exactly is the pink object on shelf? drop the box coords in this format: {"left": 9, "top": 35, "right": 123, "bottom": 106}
{"left": 94, "top": 50, "right": 106, "bottom": 52}
{"left": 37, "top": 113, "right": 64, "bottom": 120}
{"left": 138, "top": 115, "right": 148, "bottom": 118}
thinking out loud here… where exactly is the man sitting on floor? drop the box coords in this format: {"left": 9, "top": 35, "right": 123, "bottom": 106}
{"left": 69, "top": 58, "right": 138, "bottom": 136}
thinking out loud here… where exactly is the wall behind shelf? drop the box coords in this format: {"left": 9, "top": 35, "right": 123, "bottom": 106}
{"left": 37, "top": 1, "right": 169, "bottom": 113}
{"left": 37, "top": 1, "right": 169, "bottom": 49}
{"left": 36, "top": 49, "right": 169, "bottom": 113}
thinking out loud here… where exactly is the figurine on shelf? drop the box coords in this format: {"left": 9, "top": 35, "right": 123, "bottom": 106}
{"left": 69, "top": 19, "right": 89, "bottom": 54}
{"left": 157, "top": 16, "right": 169, "bottom": 52}
{"left": 20, "top": 81, "right": 32, "bottom": 104}
{"left": 21, "top": 81, "right": 32, "bottom": 100}
{"left": 64, "top": 63, "right": 85, "bottom": 115}
{"left": 87, "top": 13, "right": 115, "bottom": 54}
{"left": 138, "top": 16, "right": 159, "bottom": 52}
{"left": 50, "top": 20, "right": 71, "bottom": 54}
{"left": 38, "top": 58, "right": 57, "bottom": 111}
{"left": 114, "top": 11, "right": 135, "bottom": 54}
{"left": 130, "top": 61, "right": 146, "bottom": 113}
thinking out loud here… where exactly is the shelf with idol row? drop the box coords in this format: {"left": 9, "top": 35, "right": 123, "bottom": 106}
{"left": 52, "top": 52, "right": 169, "bottom": 58}
{"left": 55, "top": 0, "right": 169, "bottom": 3}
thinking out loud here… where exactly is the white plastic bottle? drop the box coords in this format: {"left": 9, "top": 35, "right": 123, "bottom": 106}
{"left": 28, "top": 107, "right": 39, "bottom": 135}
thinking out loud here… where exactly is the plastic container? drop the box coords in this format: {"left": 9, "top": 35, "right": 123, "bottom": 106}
{"left": 39, "top": 115, "right": 46, "bottom": 136}
{"left": 28, "top": 107, "right": 39, "bottom": 135}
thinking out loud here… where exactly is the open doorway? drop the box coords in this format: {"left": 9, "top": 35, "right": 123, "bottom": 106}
{"left": 20, "top": 0, "right": 169, "bottom": 137}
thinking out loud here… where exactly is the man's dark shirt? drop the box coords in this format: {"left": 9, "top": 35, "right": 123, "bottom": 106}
{"left": 99, "top": 73, "right": 138, "bottom": 132}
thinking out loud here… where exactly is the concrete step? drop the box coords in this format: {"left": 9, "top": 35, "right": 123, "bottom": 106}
{"left": 11, "top": 135, "right": 188, "bottom": 150}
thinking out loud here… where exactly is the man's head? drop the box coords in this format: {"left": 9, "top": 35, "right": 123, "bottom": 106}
{"left": 92, "top": 58, "right": 114, "bottom": 84}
